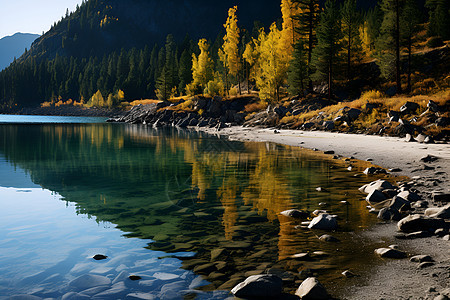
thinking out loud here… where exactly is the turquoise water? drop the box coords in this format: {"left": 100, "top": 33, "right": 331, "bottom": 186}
{"left": 0, "top": 115, "right": 107, "bottom": 124}
{"left": 0, "top": 117, "right": 380, "bottom": 299}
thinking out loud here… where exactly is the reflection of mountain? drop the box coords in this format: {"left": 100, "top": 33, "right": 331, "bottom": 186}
{"left": 0, "top": 155, "right": 40, "bottom": 188}
{"left": 0, "top": 123, "right": 377, "bottom": 292}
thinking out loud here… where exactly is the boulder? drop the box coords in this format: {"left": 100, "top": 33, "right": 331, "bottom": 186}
{"left": 374, "top": 248, "right": 407, "bottom": 259}
{"left": 410, "top": 255, "right": 433, "bottom": 263}
{"left": 425, "top": 204, "right": 450, "bottom": 219}
{"left": 323, "top": 121, "right": 335, "bottom": 130}
{"left": 359, "top": 180, "right": 396, "bottom": 194}
{"left": 363, "top": 167, "right": 387, "bottom": 175}
{"left": 389, "top": 196, "right": 411, "bottom": 212}
{"left": 405, "top": 133, "right": 415, "bottom": 142}
{"left": 400, "top": 101, "right": 419, "bottom": 114}
{"left": 432, "top": 192, "right": 450, "bottom": 203}
{"left": 366, "top": 190, "right": 387, "bottom": 203}
{"left": 280, "top": 209, "right": 309, "bottom": 219}
{"left": 397, "top": 214, "right": 446, "bottom": 233}
{"left": 378, "top": 207, "right": 401, "bottom": 221}
{"left": 295, "top": 277, "right": 329, "bottom": 299}
{"left": 346, "top": 108, "right": 362, "bottom": 121}
{"left": 397, "top": 190, "right": 421, "bottom": 202}
{"left": 308, "top": 214, "right": 338, "bottom": 230}
{"left": 231, "top": 274, "right": 283, "bottom": 298}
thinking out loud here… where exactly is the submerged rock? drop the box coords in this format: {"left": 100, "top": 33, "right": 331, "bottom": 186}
{"left": 93, "top": 254, "right": 108, "bottom": 260}
{"left": 280, "top": 209, "right": 309, "bottom": 219}
{"left": 359, "top": 180, "right": 396, "bottom": 194}
{"left": 231, "top": 274, "right": 283, "bottom": 298}
{"left": 308, "top": 214, "right": 338, "bottom": 230}
{"left": 69, "top": 274, "right": 111, "bottom": 291}
{"left": 319, "top": 234, "right": 340, "bottom": 243}
{"left": 295, "top": 277, "right": 329, "bottom": 299}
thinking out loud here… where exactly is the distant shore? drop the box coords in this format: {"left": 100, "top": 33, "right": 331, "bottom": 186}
{"left": 3, "top": 106, "right": 124, "bottom": 117}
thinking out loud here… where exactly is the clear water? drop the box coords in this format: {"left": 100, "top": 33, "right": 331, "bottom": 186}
{"left": 0, "top": 118, "right": 382, "bottom": 299}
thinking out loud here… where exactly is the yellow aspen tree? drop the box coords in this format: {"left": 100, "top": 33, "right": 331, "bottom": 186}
{"left": 359, "top": 21, "right": 372, "bottom": 57}
{"left": 280, "top": 0, "right": 302, "bottom": 58}
{"left": 243, "top": 41, "right": 259, "bottom": 93}
{"left": 191, "top": 39, "right": 214, "bottom": 93}
{"left": 220, "top": 6, "right": 241, "bottom": 95}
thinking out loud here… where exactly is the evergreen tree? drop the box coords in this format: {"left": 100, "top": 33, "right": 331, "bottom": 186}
{"left": 178, "top": 49, "right": 192, "bottom": 95}
{"left": 376, "top": 0, "right": 403, "bottom": 94}
{"left": 311, "top": 0, "right": 343, "bottom": 100}
{"left": 401, "top": 0, "right": 421, "bottom": 93}
{"left": 292, "top": 0, "right": 320, "bottom": 90}
{"left": 288, "top": 41, "right": 308, "bottom": 96}
{"left": 341, "top": 0, "right": 362, "bottom": 82}
{"left": 425, "top": 0, "right": 450, "bottom": 40}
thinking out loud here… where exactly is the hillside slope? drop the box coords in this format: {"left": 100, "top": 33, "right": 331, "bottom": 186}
{"left": 0, "top": 33, "right": 40, "bottom": 70}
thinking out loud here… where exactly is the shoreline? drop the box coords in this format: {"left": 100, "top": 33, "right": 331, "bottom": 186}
{"left": 197, "top": 126, "right": 450, "bottom": 299}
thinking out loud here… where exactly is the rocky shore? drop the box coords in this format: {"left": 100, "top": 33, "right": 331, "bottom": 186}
{"left": 109, "top": 102, "right": 449, "bottom": 299}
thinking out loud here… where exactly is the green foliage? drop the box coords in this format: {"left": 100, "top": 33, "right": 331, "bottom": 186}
{"left": 287, "top": 41, "right": 308, "bottom": 96}
{"left": 426, "top": 0, "right": 450, "bottom": 40}
{"left": 341, "top": 0, "right": 363, "bottom": 81}
{"left": 311, "top": 0, "right": 343, "bottom": 98}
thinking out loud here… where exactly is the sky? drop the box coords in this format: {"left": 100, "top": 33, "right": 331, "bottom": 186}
{"left": 0, "top": 0, "right": 84, "bottom": 39}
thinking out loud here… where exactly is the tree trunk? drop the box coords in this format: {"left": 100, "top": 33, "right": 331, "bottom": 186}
{"left": 407, "top": 36, "right": 412, "bottom": 93}
{"left": 395, "top": 0, "right": 402, "bottom": 94}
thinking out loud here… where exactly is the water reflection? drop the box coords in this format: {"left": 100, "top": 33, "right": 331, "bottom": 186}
{"left": 0, "top": 123, "right": 382, "bottom": 296}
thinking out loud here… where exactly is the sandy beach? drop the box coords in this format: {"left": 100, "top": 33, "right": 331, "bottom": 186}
{"left": 199, "top": 126, "right": 450, "bottom": 300}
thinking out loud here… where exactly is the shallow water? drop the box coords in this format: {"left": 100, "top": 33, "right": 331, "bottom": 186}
{"left": 0, "top": 118, "right": 384, "bottom": 299}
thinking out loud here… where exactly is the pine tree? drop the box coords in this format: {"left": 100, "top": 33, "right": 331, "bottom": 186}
{"left": 401, "top": 0, "right": 421, "bottom": 93}
{"left": 341, "top": 0, "right": 362, "bottom": 82}
{"left": 288, "top": 41, "right": 308, "bottom": 96}
{"left": 292, "top": 0, "right": 320, "bottom": 90}
{"left": 376, "top": 0, "right": 403, "bottom": 94}
{"left": 178, "top": 49, "right": 193, "bottom": 95}
{"left": 311, "top": 0, "right": 343, "bottom": 100}
{"left": 220, "top": 6, "right": 241, "bottom": 95}
{"left": 426, "top": 0, "right": 450, "bottom": 40}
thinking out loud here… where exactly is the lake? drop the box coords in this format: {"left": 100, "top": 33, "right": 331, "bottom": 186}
{"left": 0, "top": 116, "right": 383, "bottom": 299}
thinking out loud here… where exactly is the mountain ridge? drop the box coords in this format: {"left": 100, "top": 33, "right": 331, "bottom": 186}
{"left": 0, "top": 33, "right": 40, "bottom": 70}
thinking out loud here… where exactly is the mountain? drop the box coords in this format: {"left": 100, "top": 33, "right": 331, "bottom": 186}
{"left": 0, "top": 33, "right": 40, "bottom": 70}
{"left": 22, "top": 0, "right": 281, "bottom": 61}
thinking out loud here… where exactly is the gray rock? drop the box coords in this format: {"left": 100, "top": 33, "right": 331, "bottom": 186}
{"left": 280, "top": 209, "right": 309, "bottom": 219}
{"left": 397, "top": 214, "right": 446, "bottom": 233}
{"left": 363, "top": 167, "right": 387, "bottom": 175}
{"left": 231, "top": 274, "right": 283, "bottom": 298}
{"left": 323, "top": 121, "right": 335, "bottom": 130}
{"left": 319, "top": 234, "right": 340, "bottom": 242}
{"left": 417, "top": 262, "right": 434, "bottom": 269}
{"left": 443, "top": 234, "right": 450, "bottom": 241}
{"left": 341, "top": 270, "right": 357, "bottom": 278}
{"left": 79, "top": 286, "right": 110, "bottom": 297}
{"left": 410, "top": 255, "right": 433, "bottom": 263}
{"left": 295, "top": 277, "right": 329, "bottom": 299}
{"left": 389, "top": 196, "right": 411, "bottom": 212}
{"left": 421, "top": 155, "right": 438, "bottom": 163}
{"left": 378, "top": 207, "right": 401, "bottom": 221}
{"left": 69, "top": 274, "right": 111, "bottom": 291}
{"left": 397, "top": 190, "right": 421, "bottom": 202}
{"left": 434, "top": 295, "right": 449, "bottom": 300}
{"left": 359, "top": 180, "right": 396, "bottom": 194}
{"left": 308, "top": 214, "right": 338, "bottom": 230}
{"left": 374, "top": 248, "right": 407, "bottom": 259}
{"left": 62, "top": 292, "right": 90, "bottom": 300}
{"left": 432, "top": 192, "right": 450, "bottom": 203}
{"left": 366, "top": 190, "right": 387, "bottom": 203}
{"left": 405, "top": 231, "right": 432, "bottom": 239}
{"left": 405, "top": 133, "right": 415, "bottom": 142}
{"left": 425, "top": 204, "right": 450, "bottom": 219}
{"left": 434, "top": 228, "right": 448, "bottom": 237}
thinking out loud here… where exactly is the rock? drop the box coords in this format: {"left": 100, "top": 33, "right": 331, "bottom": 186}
{"left": 374, "top": 248, "right": 407, "bottom": 259}
{"left": 291, "top": 253, "right": 312, "bottom": 260}
{"left": 363, "top": 167, "right": 387, "bottom": 175}
{"left": 61, "top": 292, "right": 90, "bottom": 300}
{"left": 295, "top": 277, "right": 329, "bottom": 300}
{"left": 323, "top": 150, "right": 335, "bottom": 155}
{"left": 359, "top": 180, "right": 396, "bottom": 194}
{"left": 280, "top": 209, "right": 309, "bottom": 219}
{"left": 432, "top": 192, "right": 450, "bottom": 203}
{"left": 323, "top": 121, "right": 335, "bottom": 130}
{"left": 427, "top": 100, "right": 439, "bottom": 112}
{"left": 92, "top": 281, "right": 127, "bottom": 298}
{"left": 316, "top": 187, "right": 327, "bottom": 192}
{"left": 434, "top": 295, "right": 449, "bottom": 300}
{"left": 129, "top": 275, "right": 142, "bottom": 281}
{"left": 389, "top": 196, "right": 411, "bottom": 212}
{"left": 405, "top": 231, "right": 432, "bottom": 239}
{"left": 400, "top": 101, "right": 419, "bottom": 114}
{"left": 397, "top": 190, "right": 421, "bottom": 202}
{"left": 366, "top": 190, "right": 387, "bottom": 203}
{"left": 378, "top": 207, "right": 401, "bottom": 221}
{"left": 93, "top": 254, "right": 108, "bottom": 260}
{"left": 421, "top": 155, "right": 438, "bottom": 163}
{"left": 68, "top": 274, "right": 111, "bottom": 291}
{"left": 125, "top": 293, "right": 156, "bottom": 300}
{"left": 342, "top": 270, "right": 357, "bottom": 278}
{"left": 319, "top": 234, "right": 340, "bottom": 242}
{"left": 231, "top": 274, "right": 283, "bottom": 298}
{"left": 346, "top": 108, "right": 362, "bottom": 120}
{"left": 436, "top": 117, "right": 449, "bottom": 127}
{"left": 405, "top": 134, "right": 415, "bottom": 142}
{"left": 417, "top": 262, "right": 434, "bottom": 269}
{"left": 425, "top": 205, "right": 450, "bottom": 219}
{"left": 412, "top": 200, "right": 428, "bottom": 208}
{"left": 397, "top": 214, "right": 446, "bottom": 233}
{"left": 443, "top": 234, "right": 450, "bottom": 241}
{"left": 211, "top": 248, "right": 228, "bottom": 261}
{"left": 308, "top": 214, "right": 338, "bottom": 230}
{"left": 410, "top": 255, "right": 433, "bottom": 263}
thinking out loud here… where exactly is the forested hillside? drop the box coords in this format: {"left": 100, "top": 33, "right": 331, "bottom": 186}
{"left": 0, "top": 0, "right": 448, "bottom": 112}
